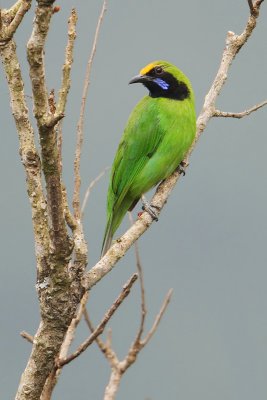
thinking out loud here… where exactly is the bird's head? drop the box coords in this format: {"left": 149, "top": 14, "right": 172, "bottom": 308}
{"left": 129, "top": 60, "right": 193, "bottom": 101}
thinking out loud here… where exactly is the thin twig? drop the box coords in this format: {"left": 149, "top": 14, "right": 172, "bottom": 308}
{"left": 128, "top": 212, "right": 146, "bottom": 342}
{"left": 56, "top": 9, "right": 78, "bottom": 178}
{"left": 214, "top": 99, "right": 267, "bottom": 118}
{"left": 101, "top": 289, "right": 173, "bottom": 399}
{"left": 56, "top": 8, "right": 78, "bottom": 115}
{"left": 119, "top": 288, "right": 173, "bottom": 374}
{"left": 84, "top": 309, "right": 108, "bottom": 353}
{"left": 81, "top": 166, "right": 110, "bottom": 216}
{"left": 84, "top": 312, "right": 120, "bottom": 369}
{"left": 73, "top": 0, "right": 108, "bottom": 219}
{"left": 62, "top": 185, "right": 77, "bottom": 231}
{"left": 106, "top": 328, "right": 113, "bottom": 350}
{"left": 248, "top": 0, "right": 254, "bottom": 13}
{"left": 248, "top": 0, "right": 264, "bottom": 15}
{"left": 60, "top": 292, "right": 89, "bottom": 360}
{"left": 20, "top": 331, "right": 34, "bottom": 343}
{"left": 140, "top": 289, "right": 173, "bottom": 347}
{"left": 5, "top": 0, "right": 22, "bottom": 19}
{"left": 2, "top": 0, "right": 31, "bottom": 41}
{"left": 58, "top": 273, "right": 138, "bottom": 367}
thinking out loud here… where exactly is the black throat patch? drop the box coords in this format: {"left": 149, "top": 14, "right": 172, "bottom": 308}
{"left": 144, "top": 70, "right": 190, "bottom": 101}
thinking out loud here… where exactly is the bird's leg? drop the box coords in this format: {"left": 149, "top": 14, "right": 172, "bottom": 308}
{"left": 177, "top": 160, "right": 188, "bottom": 176}
{"left": 141, "top": 195, "right": 159, "bottom": 221}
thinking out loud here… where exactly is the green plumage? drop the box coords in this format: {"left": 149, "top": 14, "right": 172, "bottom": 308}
{"left": 102, "top": 60, "right": 196, "bottom": 255}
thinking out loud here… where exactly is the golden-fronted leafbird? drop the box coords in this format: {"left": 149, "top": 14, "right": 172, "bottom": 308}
{"left": 102, "top": 60, "right": 196, "bottom": 256}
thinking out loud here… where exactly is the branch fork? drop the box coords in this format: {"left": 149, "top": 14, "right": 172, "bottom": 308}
{"left": 40, "top": 113, "right": 65, "bottom": 130}
{"left": 85, "top": 233, "right": 173, "bottom": 399}
{"left": 0, "top": 0, "right": 31, "bottom": 45}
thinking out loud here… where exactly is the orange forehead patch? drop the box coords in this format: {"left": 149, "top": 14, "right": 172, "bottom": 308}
{"left": 140, "top": 62, "right": 158, "bottom": 76}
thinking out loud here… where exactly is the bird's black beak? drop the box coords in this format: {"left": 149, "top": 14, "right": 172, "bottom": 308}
{"left": 129, "top": 74, "right": 152, "bottom": 85}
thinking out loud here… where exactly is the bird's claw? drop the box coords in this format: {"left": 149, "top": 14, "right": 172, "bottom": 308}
{"left": 141, "top": 195, "right": 159, "bottom": 221}
{"left": 142, "top": 204, "right": 159, "bottom": 221}
{"left": 177, "top": 161, "right": 188, "bottom": 176}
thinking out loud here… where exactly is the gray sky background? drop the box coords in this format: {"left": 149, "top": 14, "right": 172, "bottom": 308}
{"left": 1, "top": 0, "right": 267, "bottom": 399}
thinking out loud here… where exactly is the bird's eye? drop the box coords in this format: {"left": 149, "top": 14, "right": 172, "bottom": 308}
{"left": 155, "top": 66, "right": 163, "bottom": 75}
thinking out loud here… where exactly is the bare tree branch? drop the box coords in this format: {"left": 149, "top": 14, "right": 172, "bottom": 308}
{"left": 100, "top": 289, "right": 172, "bottom": 400}
{"left": 248, "top": 0, "right": 264, "bottom": 15}
{"left": 248, "top": 0, "right": 255, "bottom": 13}
{"left": 55, "top": 8, "right": 78, "bottom": 230}
{"left": 13, "top": 3, "right": 82, "bottom": 399}
{"left": 51, "top": 8, "right": 77, "bottom": 187}
{"left": 73, "top": 0, "right": 108, "bottom": 219}
{"left": 67, "top": 2, "right": 108, "bottom": 303}
{"left": 140, "top": 289, "right": 173, "bottom": 347}
{"left": 214, "top": 100, "right": 267, "bottom": 118}
{"left": 56, "top": 8, "right": 78, "bottom": 116}
{"left": 62, "top": 185, "right": 77, "bottom": 230}
{"left": 84, "top": 310, "right": 113, "bottom": 361}
{"left": 103, "top": 289, "right": 172, "bottom": 400}
{"left": 5, "top": 0, "right": 24, "bottom": 18}
{"left": 85, "top": 232, "right": 173, "bottom": 400}
{"left": 103, "top": 369, "right": 122, "bottom": 400}
{"left": 81, "top": 167, "right": 110, "bottom": 216}
{"left": 0, "top": 4, "right": 50, "bottom": 304}
{"left": 60, "top": 292, "right": 90, "bottom": 360}
{"left": 6, "top": 0, "right": 30, "bottom": 35}
{"left": 27, "top": 2, "right": 72, "bottom": 254}
{"left": 58, "top": 273, "right": 138, "bottom": 367}
{"left": 0, "top": 0, "right": 31, "bottom": 44}
{"left": 128, "top": 213, "right": 146, "bottom": 342}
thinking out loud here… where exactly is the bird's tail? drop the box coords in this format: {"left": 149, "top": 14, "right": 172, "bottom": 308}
{"left": 101, "top": 215, "right": 113, "bottom": 258}
{"left": 101, "top": 198, "right": 135, "bottom": 257}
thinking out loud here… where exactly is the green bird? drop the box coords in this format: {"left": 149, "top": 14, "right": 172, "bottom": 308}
{"left": 101, "top": 60, "right": 196, "bottom": 256}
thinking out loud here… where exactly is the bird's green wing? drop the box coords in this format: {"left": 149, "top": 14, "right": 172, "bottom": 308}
{"left": 101, "top": 97, "right": 163, "bottom": 255}
{"left": 109, "top": 97, "right": 164, "bottom": 213}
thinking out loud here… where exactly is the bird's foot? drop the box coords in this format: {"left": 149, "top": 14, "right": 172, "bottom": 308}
{"left": 141, "top": 195, "right": 159, "bottom": 221}
{"left": 177, "top": 160, "right": 188, "bottom": 176}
